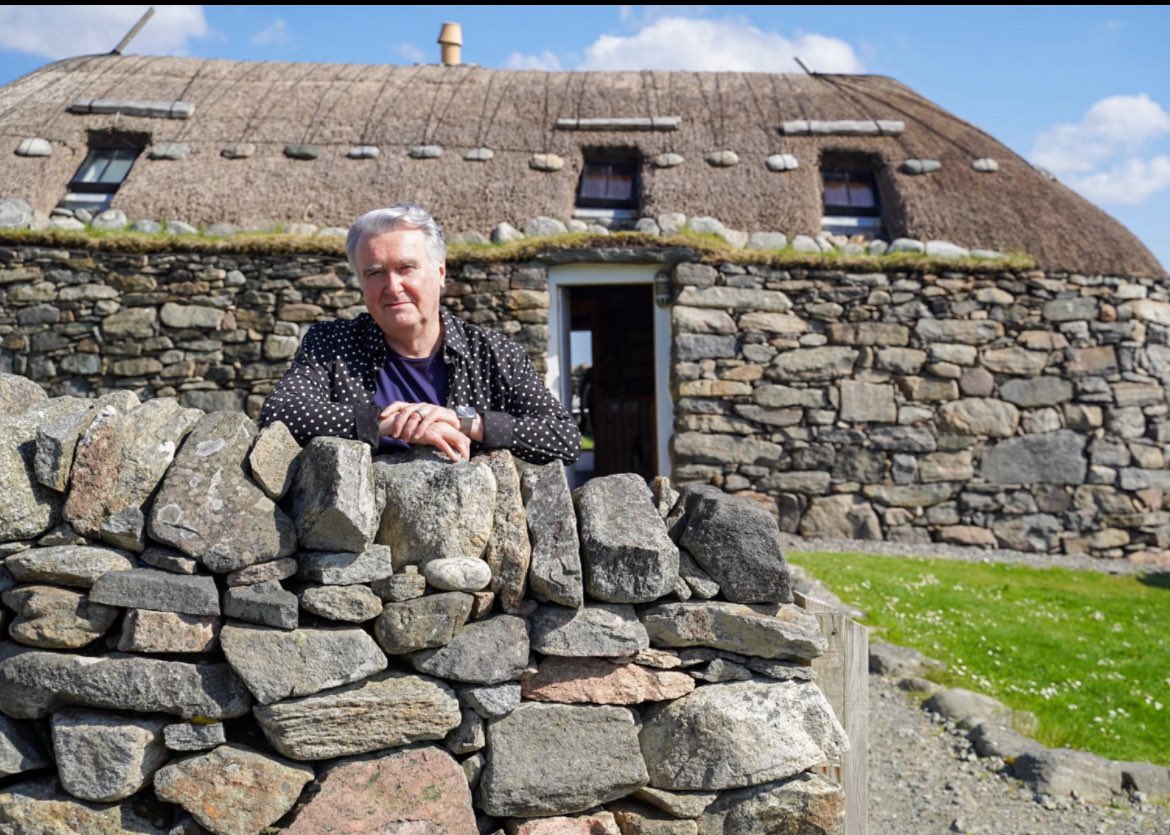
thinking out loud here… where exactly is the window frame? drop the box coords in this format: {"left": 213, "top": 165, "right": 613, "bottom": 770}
{"left": 575, "top": 158, "right": 640, "bottom": 211}
{"left": 58, "top": 142, "right": 143, "bottom": 213}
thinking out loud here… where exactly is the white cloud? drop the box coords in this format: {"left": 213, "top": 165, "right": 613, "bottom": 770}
{"left": 0, "top": 5, "right": 209, "bottom": 59}
{"left": 249, "top": 18, "right": 289, "bottom": 47}
{"left": 397, "top": 43, "right": 426, "bottom": 64}
{"left": 578, "top": 16, "right": 863, "bottom": 73}
{"left": 506, "top": 50, "right": 563, "bottom": 71}
{"left": 1031, "top": 94, "right": 1170, "bottom": 173}
{"left": 1073, "top": 156, "right": 1170, "bottom": 205}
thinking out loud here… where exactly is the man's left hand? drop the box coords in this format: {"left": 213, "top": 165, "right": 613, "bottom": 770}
{"left": 379, "top": 401, "right": 459, "bottom": 445}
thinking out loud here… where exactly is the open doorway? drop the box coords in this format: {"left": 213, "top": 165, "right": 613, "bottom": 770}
{"left": 569, "top": 284, "right": 656, "bottom": 481}
{"left": 547, "top": 264, "right": 672, "bottom": 488}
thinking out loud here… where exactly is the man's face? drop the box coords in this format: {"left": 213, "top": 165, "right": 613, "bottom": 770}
{"left": 355, "top": 228, "right": 445, "bottom": 350}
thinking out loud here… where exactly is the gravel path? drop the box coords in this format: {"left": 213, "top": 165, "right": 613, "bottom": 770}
{"left": 780, "top": 534, "right": 1170, "bottom": 835}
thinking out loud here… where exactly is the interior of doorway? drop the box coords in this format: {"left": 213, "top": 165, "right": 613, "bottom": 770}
{"left": 566, "top": 284, "right": 656, "bottom": 485}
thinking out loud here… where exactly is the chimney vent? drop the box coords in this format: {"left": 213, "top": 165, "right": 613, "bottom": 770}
{"left": 438, "top": 22, "right": 462, "bottom": 66}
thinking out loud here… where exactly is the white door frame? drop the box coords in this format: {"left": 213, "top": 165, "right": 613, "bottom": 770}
{"left": 546, "top": 263, "right": 673, "bottom": 478}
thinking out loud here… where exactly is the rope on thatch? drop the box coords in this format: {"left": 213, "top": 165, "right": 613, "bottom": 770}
{"left": 171, "top": 62, "right": 217, "bottom": 142}
{"left": 366, "top": 64, "right": 425, "bottom": 146}
{"left": 422, "top": 63, "right": 475, "bottom": 146}
{"left": 236, "top": 61, "right": 319, "bottom": 143}
{"left": 301, "top": 63, "right": 363, "bottom": 144}
{"left": 358, "top": 64, "right": 397, "bottom": 146}
{"left": 476, "top": 68, "right": 517, "bottom": 152}
{"left": 831, "top": 75, "right": 984, "bottom": 162}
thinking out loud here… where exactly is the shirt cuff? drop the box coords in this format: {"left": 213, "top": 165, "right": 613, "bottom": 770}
{"left": 356, "top": 402, "right": 382, "bottom": 448}
{"left": 480, "top": 410, "right": 514, "bottom": 450}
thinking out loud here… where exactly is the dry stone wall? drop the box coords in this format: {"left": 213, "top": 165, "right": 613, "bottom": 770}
{"left": 3, "top": 242, "right": 1168, "bottom": 561}
{"left": 0, "top": 377, "right": 847, "bottom": 835}
{"left": 668, "top": 262, "right": 1170, "bottom": 563}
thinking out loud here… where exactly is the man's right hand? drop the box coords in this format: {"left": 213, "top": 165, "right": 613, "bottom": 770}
{"left": 378, "top": 403, "right": 470, "bottom": 462}
{"left": 420, "top": 421, "right": 471, "bottom": 462}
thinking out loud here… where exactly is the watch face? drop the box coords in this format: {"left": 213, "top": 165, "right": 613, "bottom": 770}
{"left": 456, "top": 406, "right": 476, "bottom": 419}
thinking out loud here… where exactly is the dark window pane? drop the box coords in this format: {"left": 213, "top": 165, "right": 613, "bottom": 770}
{"left": 847, "top": 179, "right": 876, "bottom": 208}
{"left": 71, "top": 148, "right": 138, "bottom": 188}
{"left": 606, "top": 169, "right": 634, "bottom": 202}
{"left": 577, "top": 160, "right": 638, "bottom": 208}
{"left": 580, "top": 168, "right": 611, "bottom": 200}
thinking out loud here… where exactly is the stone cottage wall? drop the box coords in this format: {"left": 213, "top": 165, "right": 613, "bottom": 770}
{"left": 668, "top": 263, "right": 1170, "bottom": 562}
{"left": 3, "top": 242, "right": 1169, "bottom": 561}
{"left": 0, "top": 378, "right": 846, "bottom": 834}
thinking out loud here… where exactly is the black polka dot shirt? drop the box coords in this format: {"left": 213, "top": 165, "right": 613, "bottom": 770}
{"left": 259, "top": 310, "right": 581, "bottom": 465}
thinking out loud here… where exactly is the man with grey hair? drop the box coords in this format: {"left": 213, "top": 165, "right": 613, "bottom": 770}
{"left": 260, "top": 203, "right": 580, "bottom": 465}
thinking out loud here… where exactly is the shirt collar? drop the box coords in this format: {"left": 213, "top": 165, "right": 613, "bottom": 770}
{"left": 440, "top": 309, "right": 469, "bottom": 361}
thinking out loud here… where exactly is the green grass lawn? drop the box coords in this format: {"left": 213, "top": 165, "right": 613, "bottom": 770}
{"left": 789, "top": 551, "right": 1170, "bottom": 766}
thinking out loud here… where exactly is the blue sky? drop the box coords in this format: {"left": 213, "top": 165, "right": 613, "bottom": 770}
{"left": 1, "top": 5, "right": 1167, "bottom": 271}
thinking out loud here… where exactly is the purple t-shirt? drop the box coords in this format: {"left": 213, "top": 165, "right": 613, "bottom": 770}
{"left": 373, "top": 349, "right": 449, "bottom": 453}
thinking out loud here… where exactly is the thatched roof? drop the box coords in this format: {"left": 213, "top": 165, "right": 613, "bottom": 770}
{"left": 1, "top": 54, "right": 1162, "bottom": 277}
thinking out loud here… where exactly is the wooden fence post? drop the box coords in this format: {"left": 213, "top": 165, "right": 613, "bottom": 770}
{"left": 798, "top": 591, "right": 869, "bottom": 835}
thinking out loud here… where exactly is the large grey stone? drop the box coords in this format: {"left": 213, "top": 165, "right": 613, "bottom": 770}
{"left": 576, "top": 474, "right": 679, "bottom": 603}
{"left": 983, "top": 431, "right": 1087, "bottom": 485}
{"left": 530, "top": 603, "right": 650, "bottom": 656}
{"left": 88, "top": 568, "right": 220, "bottom": 615}
{"left": 1013, "top": 748, "right": 1121, "bottom": 803}
{"left": 63, "top": 398, "right": 202, "bottom": 539}
{"left": 5, "top": 545, "right": 134, "bottom": 587}
{"left": 154, "top": 744, "right": 314, "bottom": 835}
{"left": 521, "top": 462, "right": 584, "bottom": 608}
{"left": 915, "top": 319, "right": 1003, "bottom": 344}
{"left": 375, "top": 456, "right": 496, "bottom": 566}
{"left": 292, "top": 436, "right": 379, "bottom": 553}
{"left": 0, "top": 406, "right": 70, "bottom": 541}
{"left": 640, "top": 602, "right": 826, "bottom": 661}
{"left": 799, "top": 495, "right": 883, "bottom": 540}
{"left": 297, "top": 544, "right": 395, "bottom": 584}
{"left": 223, "top": 580, "right": 298, "bottom": 629}
{"left": 0, "top": 776, "right": 170, "bottom": 833}
{"left": 0, "top": 199, "right": 34, "bottom": 230}
{"left": 410, "top": 614, "right": 529, "bottom": 684}
{"left": 0, "top": 716, "right": 49, "bottom": 777}
{"left": 676, "top": 485, "right": 791, "bottom": 604}
{"left": 300, "top": 584, "right": 382, "bottom": 622}
{"left": 281, "top": 746, "right": 476, "bottom": 835}
{"left": 0, "top": 648, "right": 251, "bottom": 719}
{"left": 422, "top": 557, "right": 492, "bottom": 591}
{"left": 768, "top": 347, "right": 858, "bottom": 381}
{"left": 479, "top": 449, "right": 531, "bottom": 612}
{"left": 3, "top": 585, "right": 119, "bottom": 648}
{"left": 461, "top": 683, "right": 522, "bottom": 719}
{"left": 219, "top": 623, "right": 387, "bottom": 704}
{"left": 149, "top": 411, "right": 296, "bottom": 572}
{"left": 999, "top": 377, "right": 1074, "bottom": 407}
{"left": 375, "top": 591, "right": 473, "bottom": 654}
{"left": 117, "top": 609, "right": 220, "bottom": 654}
{"left": 696, "top": 772, "right": 845, "bottom": 834}
{"left": 992, "top": 514, "right": 1063, "bottom": 551}
{"left": 676, "top": 286, "right": 790, "bottom": 312}
{"left": 640, "top": 680, "right": 847, "bottom": 790}
{"left": 522, "top": 657, "right": 696, "bottom": 705}
{"left": 939, "top": 398, "right": 1019, "bottom": 438}
{"left": 253, "top": 670, "right": 461, "bottom": 760}
{"left": 479, "top": 702, "right": 649, "bottom": 816}
{"left": 163, "top": 721, "right": 225, "bottom": 752}
{"left": 248, "top": 420, "right": 301, "bottom": 499}
{"left": 32, "top": 397, "right": 99, "bottom": 492}
{"left": 51, "top": 709, "right": 168, "bottom": 802}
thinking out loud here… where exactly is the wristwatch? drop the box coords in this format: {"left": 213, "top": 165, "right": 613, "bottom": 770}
{"left": 456, "top": 405, "right": 478, "bottom": 435}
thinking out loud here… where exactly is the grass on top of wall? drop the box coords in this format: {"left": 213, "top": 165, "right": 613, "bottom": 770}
{"left": 788, "top": 550, "right": 1170, "bottom": 766}
{"left": 0, "top": 226, "right": 1035, "bottom": 274}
